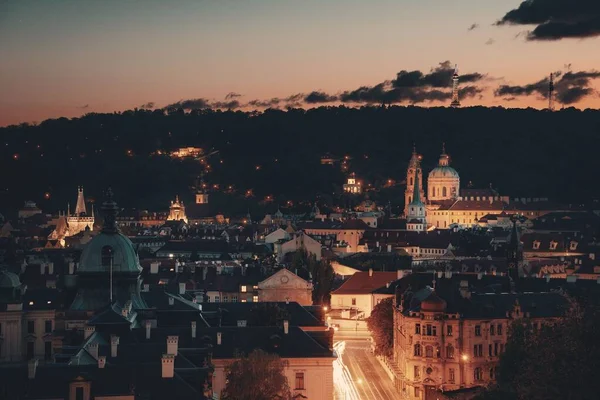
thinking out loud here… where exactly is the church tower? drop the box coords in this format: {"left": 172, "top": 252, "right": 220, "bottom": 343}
{"left": 75, "top": 186, "right": 87, "bottom": 216}
{"left": 406, "top": 169, "right": 427, "bottom": 232}
{"left": 195, "top": 173, "right": 209, "bottom": 205}
{"left": 507, "top": 218, "right": 523, "bottom": 287}
{"left": 450, "top": 65, "right": 461, "bottom": 108}
{"left": 404, "top": 146, "right": 425, "bottom": 216}
{"left": 167, "top": 196, "right": 188, "bottom": 223}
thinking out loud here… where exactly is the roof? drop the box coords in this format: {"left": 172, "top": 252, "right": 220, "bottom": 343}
{"left": 332, "top": 271, "right": 399, "bottom": 295}
{"left": 79, "top": 232, "right": 142, "bottom": 274}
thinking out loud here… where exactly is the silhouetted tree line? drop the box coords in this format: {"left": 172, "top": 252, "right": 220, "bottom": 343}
{"left": 1, "top": 105, "right": 599, "bottom": 216}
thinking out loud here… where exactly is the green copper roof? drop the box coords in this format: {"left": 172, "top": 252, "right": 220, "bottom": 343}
{"left": 79, "top": 232, "right": 142, "bottom": 274}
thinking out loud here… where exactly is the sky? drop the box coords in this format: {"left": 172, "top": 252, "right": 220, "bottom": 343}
{"left": 1, "top": 0, "right": 599, "bottom": 126}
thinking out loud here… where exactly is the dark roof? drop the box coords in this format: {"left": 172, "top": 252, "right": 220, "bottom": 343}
{"left": 200, "top": 302, "right": 323, "bottom": 328}
{"left": 332, "top": 271, "right": 398, "bottom": 295}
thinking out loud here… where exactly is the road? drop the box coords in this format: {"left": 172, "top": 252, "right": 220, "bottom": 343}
{"left": 334, "top": 339, "right": 400, "bottom": 400}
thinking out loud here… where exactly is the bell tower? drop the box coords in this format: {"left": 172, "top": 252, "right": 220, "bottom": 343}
{"left": 405, "top": 146, "right": 425, "bottom": 216}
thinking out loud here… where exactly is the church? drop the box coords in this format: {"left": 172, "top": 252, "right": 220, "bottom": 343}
{"left": 404, "top": 146, "right": 509, "bottom": 231}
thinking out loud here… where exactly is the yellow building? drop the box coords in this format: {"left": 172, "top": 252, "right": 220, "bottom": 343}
{"left": 167, "top": 195, "right": 188, "bottom": 223}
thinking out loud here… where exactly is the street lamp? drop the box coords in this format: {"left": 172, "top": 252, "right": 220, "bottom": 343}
{"left": 461, "top": 354, "right": 469, "bottom": 362}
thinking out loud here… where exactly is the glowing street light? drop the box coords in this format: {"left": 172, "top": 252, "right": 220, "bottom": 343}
{"left": 461, "top": 354, "right": 469, "bottom": 362}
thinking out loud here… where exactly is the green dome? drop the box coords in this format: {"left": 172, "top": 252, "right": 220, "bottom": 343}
{"left": 79, "top": 232, "right": 142, "bottom": 274}
{"left": 429, "top": 166, "right": 459, "bottom": 179}
{"left": 0, "top": 270, "right": 21, "bottom": 288}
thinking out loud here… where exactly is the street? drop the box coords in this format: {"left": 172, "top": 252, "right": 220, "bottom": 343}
{"left": 334, "top": 339, "right": 400, "bottom": 400}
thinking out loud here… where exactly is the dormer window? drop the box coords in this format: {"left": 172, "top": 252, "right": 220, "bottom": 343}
{"left": 101, "top": 246, "right": 114, "bottom": 268}
{"left": 549, "top": 241, "right": 558, "bottom": 251}
{"left": 570, "top": 241, "right": 578, "bottom": 251}
{"left": 533, "top": 241, "right": 541, "bottom": 250}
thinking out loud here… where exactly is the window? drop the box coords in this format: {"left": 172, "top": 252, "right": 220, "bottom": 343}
{"left": 414, "top": 365, "right": 420, "bottom": 379}
{"left": 475, "top": 325, "right": 481, "bottom": 336}
{"left": 425, "top": 346, "right": 433, "bottom": 358}
{"left": 101, "top": 245, "right": 114, "bottom": 267}
{"left": 27, "top": 342, "right": 34, "bottom": 359}
{"left": 490, "top": 324, "right": 495, "bottom": 336}
{"left": 489, "top": 344, "right": 492, "bottom": 357}
{"left": 446, "top": 345, "right": 454, "bottom": 359}
{"left": 449, "top": 368, "right": 455, "bottom": 383}
{"left": 214, "top": 296, "right": 220, "bottom": 303}
{"left": 494, "top": 342, "right": 499, "bottom": 356}
{"left": 253, "top": 295, "right": 259, "bottom": 302}
{"left": 533, "top": 241, "right": 540, "bottom": 250}
{"left": 415, "top": 324, "right": 421, "bottom": 334}
{"left": 550, "top": 241, "right": 558, "bottom": 250}
{"left": 241, "top": 285, "right": 247, "bottom": 293}
{"left": 474, "top": 367, "right": 483, "bottom": 381}
{"left": 295, "top": 372, "right": 305, "bottom": 390}
{"left": 351, "top": 298, "right": 356, "bottom": 306}
{"left": 414, "top": 344, "right": 422, "bottom": 357}
{"left": 45, "top": 320, "right": 52, "bottom": 333}
{"left": 414, "top": 387, "right": 421, "bottom": 398}
{"left": 447, "top": 325, "right": 453, "bottom": 336}
{"left": 425, "top": 324, "right": 436, "bottom": 336}
{"left": 490, "top": 367, "right": 496, "bottom": 380}
{"left": 473, "top": 344, "right": 483, "bottom": 357}
{"left": 44, "top": 341, "right": 52, "bottom": 360}
{"left": 232, "top": 295, "right": 238, "bottom": 302}
{"left": 253, "top": 285, "right": 258, "bottom": 290}
{"left": 27, "top": 321, "right": 35, "bottom": 334}
{"left": 497, "top": 324, "right": 503, "bottom": 335}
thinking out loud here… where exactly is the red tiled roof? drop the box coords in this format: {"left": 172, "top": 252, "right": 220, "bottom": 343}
{"left": 332, "top": 271, "right": 398, "bottom": 295}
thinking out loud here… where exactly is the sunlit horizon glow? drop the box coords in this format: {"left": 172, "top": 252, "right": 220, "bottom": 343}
{"left": 1, "top": 0, "right": 599, "bottom": 127}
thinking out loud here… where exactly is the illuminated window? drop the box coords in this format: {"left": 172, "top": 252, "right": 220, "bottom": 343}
{"left": 533, "top": 241, "right": 541, "bottom": 250}
{"left": 570, "top": 241, "right": 578, "bottom": 251}
{"left": 252, "top": 295, "right": 258, "bottom": 302}
{"left": 550, "top": 241, "right": 558, "bottom": 250}
{"left": 241, "top": 285, "right": 247, "bottom": 293}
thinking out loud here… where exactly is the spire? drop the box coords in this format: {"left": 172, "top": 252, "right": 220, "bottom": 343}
{"left": 451, "top": 65, "right": 461, "bottom": 108}
{"left": 75, "top": 186, "right": 87, "bottom": 216}
{"left": 442, "top": 142, "right": 446, "bottom": 155}
{"left": 410, "top": 168, "right": 423, "bottom": 205}
{"left": 67, "top": 203, "right": 71, "bottom": 217}
{"left": 438, "top": 144, "right": 450, "bottom": 167}
{"left": 548, "top": 72, "right": 555, "bottom": 111}
{"left": 101, "top": 188, "right": 120, "bottom": 234}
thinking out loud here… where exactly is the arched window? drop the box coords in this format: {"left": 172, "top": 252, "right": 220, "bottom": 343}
{"left": 474, "top": 367, "right": 483, "bottom": 381}
{"left": 446, "top": 345, "right": 454, "bottom": 359}
{"left": 101, "top": 246, "right": 114, "bottom": 268}
{"left": 425, "top": 346, "right": 433, "bottom": 358}
{"left": 442, "top": 187, "right": 447, "bottom": 197}
{"left": 410, "top": 177, "right": 413, "bottom": 186}
{"left": 414, "top": 344, "right": 422, "bottom": 357}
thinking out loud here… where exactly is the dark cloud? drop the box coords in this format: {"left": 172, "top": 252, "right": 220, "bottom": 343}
{"left": 494, "top": 69, "right": 600, "bottom": 104}
{"left": 77, "top": 104, "right": 89, "bottom": 109}
{"left": 468, "top": 23, "right": 479, "bottom": 31}
{"left": 247, "top": 98, "right": 281, "bottom": 108}
{"left": 485, "top": 38, "right": 495, "bottom": 45}
{"left": 139, "top": 102, "right": 155, "bottom": 109}
{"left": 165, "top": 98, "right": 211, "bottom": 110}
{"left": 304, "top": 91, "right": 338, "bottom": 104}
{"left": 212, "top": 100, "right": 241, "bottom": 110}
{"left": 503, "top": 97, "right": 518, "bottom": 102}
{"left": 225, "top": 92, "right": 242, "bottom": 99}
{"left": 392, "top": 61, "right": 485, "bottom": 89}
{"left": 496, "top": 0, "right": 600, "bottom": 40}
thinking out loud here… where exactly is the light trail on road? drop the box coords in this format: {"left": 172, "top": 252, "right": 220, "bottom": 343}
{"left": 333, "top": 341, "right": 360, "bottom": 400}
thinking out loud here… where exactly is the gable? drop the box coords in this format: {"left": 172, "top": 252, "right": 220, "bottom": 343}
{"left": 258, "top": 269, "right": 312, "bottom": 290}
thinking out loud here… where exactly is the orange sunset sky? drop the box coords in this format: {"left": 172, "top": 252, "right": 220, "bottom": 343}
{"left": 1, "top": 0, "right": 599, "bottom": 127}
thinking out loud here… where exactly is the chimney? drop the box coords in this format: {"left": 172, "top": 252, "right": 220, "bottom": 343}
{"left": 143, "top": 283, "right": 150, "bottom": 292}
{"left": 88, "top": 343, "right": 98, "bottom": 359}
{"left": 387, "top": 244, "right": 392, "bottom": 253}
{"left": 48, "top": 262, "right": 54, "bottom": 275}
{"left": 217, "top": 332, "right": 222, "bottom": 345}
{"left": 167, "top": 335, "right": 179, "bottom": 355}
{"left": 145, "top": 320, "right": 152, "bottom": 340}
{"left": 28, "top": 359, "right": 38, "bottom": 379}
{"left": 84, "top": 325, "right": 95, "bottom": 340}
{"left": 69, "top": 262, "right": 75, "bottom": 275}
{"left": 477, "top": 272, "right": 483, "bottom": 280}
{"left": 98, "top": 356, "right": 106, "bottom": 369}
{"left": 40, "top": 263, "right": 45, "bottom": 275}
{"left": 161, "top": 354, "right": 175, "bottom": 378}
{"left": 376, "top": 241, "right": 379, "bottom": 248}
{"left": 369, "top": 268, "right": 373, "bottom": 277}
{"left": 191, "top": 321, "right": 197, "bottom": 338}
{"left": 437, "top": 271, "right": 443, "bottom": 279}
{"left": 202, "top": 267, "right": 208, "bottom": 280}
{"left": 459, "top": 281, "right": 471, "bottom": 299}
{"left": 179, "top": 282, "right": 186, "bottom": 295}
{"left": 110, "top": 335, "right": 119, "bottom": 358}
{"left": 545, "top": 274, "right": 551, "bottom": 283}
{"left": 150, "top": 262, "right": 159, "bottom": 274}
{"left": 168, "top": 296, "right": 175, "bottom": 306}
{"left": 283, "top": 320, "right": 289, "bottom": 335}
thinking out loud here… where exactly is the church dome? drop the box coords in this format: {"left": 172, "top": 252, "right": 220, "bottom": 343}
{"left": 79, "top": 233, "right": 142, "bottom": 274}
{"left": 420, "top": 291, "right": 447, "bottom": 312}
{"left": 0, "top": 270, "right": 21, "bottom": 288}
{"left": 429, "top": 165, "right": 459, "bottom": 179}
{"left": 78, "top": 188, "right": 142, "bottom": 274}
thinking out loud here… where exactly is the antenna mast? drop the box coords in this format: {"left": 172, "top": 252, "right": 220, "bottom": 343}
{"left": 110, "top": 256, "right": 114, "bottom": 303}
{"left": 548, "top": 73, "right": 555, "bottom": 111}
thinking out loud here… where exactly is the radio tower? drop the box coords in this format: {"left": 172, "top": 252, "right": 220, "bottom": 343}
{"left": 548, "top": 73, "right": 555, "bottom": 111}
{"left": 450, "top": 65, "right": 461, "bottom": 108}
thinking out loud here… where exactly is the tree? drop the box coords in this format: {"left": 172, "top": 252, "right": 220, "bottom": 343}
{"left": 221, "top": 349, "right": 291, "bottom": 400}
{"left": 478, "top": 297, "right": 600, "bottom": 400}
{"left": 311, "top": 259, "right": 334, "bottom": 305}
{"left": 248, "top": 303, "right": 290, "bottom": 327}
{"left": 366, "top": 297, "right": 394, "bottom": 357}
